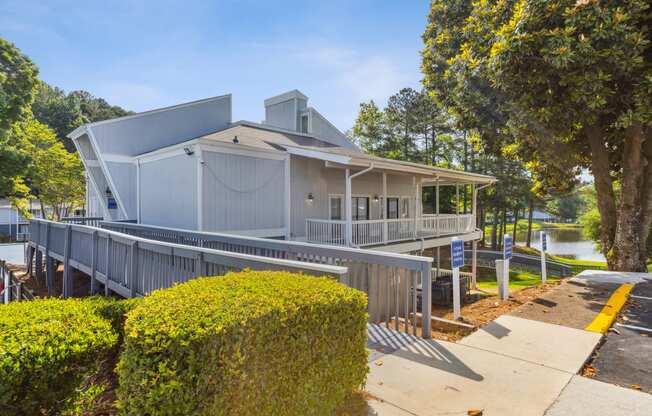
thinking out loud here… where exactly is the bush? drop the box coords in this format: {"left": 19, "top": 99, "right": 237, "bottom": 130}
{"left": 0, "top": 298, "right": 118, "bottom": 415}
{"left": 118, "top": 271, "right": 369, "bottom": 415}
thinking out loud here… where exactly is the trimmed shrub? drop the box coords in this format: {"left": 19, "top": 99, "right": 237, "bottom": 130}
{"left": 0, "top": 298, "right": 118, "bottom": 415}
{"left": 118, "top": 271, "right": 369, "bottom": 415}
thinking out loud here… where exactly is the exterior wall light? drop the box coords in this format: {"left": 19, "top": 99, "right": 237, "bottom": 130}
{"left": 183, "top": 147, "right": 194, "bottom": 156}
{"left": 306, "top": 193, "right": 314, "bottom": 204}
{"left": 373, "top": 194, "right": 379, "bottom": 202}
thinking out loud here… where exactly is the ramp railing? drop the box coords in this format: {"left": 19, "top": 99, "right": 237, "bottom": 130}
{"left": 101, "top": 221, "right": 435, "bottom": 338}
{"left": 28, "top": 219, "right": 347, "bottom": 299}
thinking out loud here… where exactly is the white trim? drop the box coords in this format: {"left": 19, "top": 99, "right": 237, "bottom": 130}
{"left": 284, "top": 146, "right": 351, "bottom": 164}
{"left": 66, "top": 94, "right": 232, "bottom": 139}
{"left": 102, "top": 153, "right": 136, "bottom": 164}
{"left": 199, "top": 141, "right": 286, "bottom": 161}
{"left": 86, "top": 126, "right": 129, "bottom": 219}
{"left": 71, "top": 136, "right": 111, "bottom": 219}
{"left": 284, "top": 155, "right": 291, "bottom": 239}
{"left": 263, "top": 89, "right": 308, "bottom": 107}
{"left": 196, "top": 146, "right": 203, "bottom": 231}
{"left": 136, "top": 159, "right": 141, "bottom": 223}
{"left": 136, "top": 139, "right": 202, "bottom": 163}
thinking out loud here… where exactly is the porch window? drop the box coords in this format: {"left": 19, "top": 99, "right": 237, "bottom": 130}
{"left": 329, "top": 196, "right": 342, "bottom": 220}
{"left": 401, "top": 197, "right": 410, "bottom": 218}
{"left": 352, "top": 197, "right": 369, "bottom": 221}
{"left": 387, "top": 198, "right": 399, "bottom": 219}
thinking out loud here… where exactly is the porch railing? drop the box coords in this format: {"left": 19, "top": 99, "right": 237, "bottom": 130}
{"left": 306, "top": 214, "right": 475, "bottom": 247}
{"left": 101, "top": 221, "right": 435, "bottom": 338}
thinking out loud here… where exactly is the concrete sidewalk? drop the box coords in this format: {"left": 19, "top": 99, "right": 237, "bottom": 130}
{"left": 365, "top": 271, "right": 652, "bottom": 415}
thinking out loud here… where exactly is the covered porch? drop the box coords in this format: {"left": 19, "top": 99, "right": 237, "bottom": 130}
{"left": 300, "top": 154, "right": 494, "bottom": 248}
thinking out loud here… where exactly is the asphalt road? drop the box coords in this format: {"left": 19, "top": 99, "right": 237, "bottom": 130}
{"left": 590, "top": 281, "right": 652, "bottom": 393}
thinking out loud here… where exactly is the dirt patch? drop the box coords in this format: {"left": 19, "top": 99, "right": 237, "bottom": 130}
{"left": 418, "top": 281, "right": 563, "bottom": 342}
{"left": 382, "top": 281, "right": 564, "bottom": 342}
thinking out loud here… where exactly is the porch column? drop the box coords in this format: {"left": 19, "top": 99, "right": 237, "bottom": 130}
{"left": 284, "top": 156, "right": 291, "bottom": 240}
{"left": 382, "top": 172, "right": 387, "bottom": 243}
{"left": 435, "top": 179, "right": 440, "bottom": 236}
{"left": 472, "top": 183, "right": 477, "bottom": 229}
{"left": 345, "top": 168, "right": 352, "bottom": 246}
{"left": 472, "top": 240, "right": 478, "bottom": 290}
{"left": 413, "top": 176, "right": 418, "bottom": 238}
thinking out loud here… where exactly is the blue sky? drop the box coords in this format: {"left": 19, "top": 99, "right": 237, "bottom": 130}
{"left": 1, "top": 0, "right": 429, "bottom": 132}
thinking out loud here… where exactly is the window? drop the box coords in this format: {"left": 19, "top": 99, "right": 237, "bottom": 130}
{"left": 401, "top": 197, "right": 410, "bottom": 218}
{"left": 329, "top": 196, "right": 342, "bottom": 220}
{"left": 352, "top": 197, "right": 369, "bottom": 221}
{"left": 301, "top": 114, "right": 309, "bottom": 133}
{"left": 386, "top": 198, "right": 399, "bottom": 219}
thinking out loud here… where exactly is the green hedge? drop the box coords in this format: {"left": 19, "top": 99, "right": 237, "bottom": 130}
{"left": 118, "top": 271, "right": 369, "bottom": 415}
{"left": 0, "top": 297, "right": 139, "bottom": 415}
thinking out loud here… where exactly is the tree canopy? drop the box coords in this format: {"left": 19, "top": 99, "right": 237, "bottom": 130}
{"left": 422, "top": 0, "right": 652, "bottom": 270}
{"left": 32, "top": 82, "right": 131, "bottom": 151}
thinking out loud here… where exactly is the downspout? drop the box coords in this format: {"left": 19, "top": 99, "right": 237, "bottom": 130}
{"left": 346, "top": 164, "right": 374, "bottom": 246}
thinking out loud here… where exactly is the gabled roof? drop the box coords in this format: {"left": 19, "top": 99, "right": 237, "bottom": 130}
{"left": 182, "top": 124, "right": 496, "bottom": 185}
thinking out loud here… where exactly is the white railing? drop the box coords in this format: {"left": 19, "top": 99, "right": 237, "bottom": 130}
{"left": 420, "top": 214, "right": 475, "bottom": 236}
{"left": 305, "top": 219, "right": 346, "bottom": 246}
{"left": 352, "top": 219, "right": 384, "bottom": 246}
{"left": 387, "top": 218, "right": 415, "bottom": 243}
{"left": 307, "top": 214, "right": 475, "bottom": 247}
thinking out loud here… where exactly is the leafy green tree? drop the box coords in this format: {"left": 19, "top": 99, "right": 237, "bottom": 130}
{"left": 32, "top": 82, "right": 84, "bottom": 151}
{"left": 0, "top": 38, "right": 38, "bottom": 198}
{"left": 422, "top": 0, "right": 652, "bottom": 270}
{"left": 11, "top": 118, "right": 85, "bottom": 219}
{"left": 32, "top": 83, "right": 131, "bottom": 151}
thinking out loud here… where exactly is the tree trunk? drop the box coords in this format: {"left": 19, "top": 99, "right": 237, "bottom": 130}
{"left": 639, "top": 127, "right": 652, "bottom": 265}
{"left": 526, "top": 197, "right": 534, "bottom": 248}
{"left": 500, "top": 208, "right": 507, "bottom": 250}
{"left": 612, "top": 125, "right": 648, "bottom": 271}
{"left": 586, "top": 125, "right": 618, "bottom": 268}
{"left": 513, "top": 208, "right": 519, "bottom": 239}
{"left": 491, "top": 206, "right": 499, "bottom": 250}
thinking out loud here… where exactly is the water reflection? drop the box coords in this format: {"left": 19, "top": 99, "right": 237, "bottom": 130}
{"left": 515, "top": 228, "right": 605, "bottom": 262}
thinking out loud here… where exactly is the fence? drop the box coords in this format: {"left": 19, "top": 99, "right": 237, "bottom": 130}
{"left": 101, "top": 221, "right": 435, "bottom": 338}
{"left": 28, "top": 219, "right": 348, "bottom": 300}
{"left": 467, "top": 249, "right": 572, "bottom": 277}
{"left": 1, "top": 260, "right": 35, "bottom": 303}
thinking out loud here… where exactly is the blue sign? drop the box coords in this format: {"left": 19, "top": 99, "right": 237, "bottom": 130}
{"left": 107, "top": 197, "right": 117, "bottom": 210}
{"left": 451, "top": 238, "right": 464, "bottom": 269}
{"left": 541, "top": 232, "right": 547, "bottom": 251}
{"left": 504, "top": 234, "right": 513, "bottom": 260}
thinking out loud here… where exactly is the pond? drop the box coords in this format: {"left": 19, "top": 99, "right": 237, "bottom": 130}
{"left": 0, "top": 243, "right": 27, "bottom": 265}
{"left": 516, "top": 228, "right": 605, "bottom": 262}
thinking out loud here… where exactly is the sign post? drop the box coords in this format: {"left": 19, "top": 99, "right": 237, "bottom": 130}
{"left": 451, "top": 237, "right": 464, "bottom": 320}
{"left": 502, "top": 234, "right": 512, "bottom": 300}
{"left": 540, "top": 232, "right": 547, "bottom": 284}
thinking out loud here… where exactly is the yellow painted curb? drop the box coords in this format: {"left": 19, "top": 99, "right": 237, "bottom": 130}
{"left": 585, "top": 283, "right": 634, "bottom": 333}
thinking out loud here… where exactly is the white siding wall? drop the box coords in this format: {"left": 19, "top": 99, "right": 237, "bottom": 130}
{"left": 106, "top": 162, "right": 137, "bottom": 219}
{"left": 202, "top": 150, "right": 285, "bottom": 233}
{"left": 264, "top": 99, "right": 297, "bottom": 131}
{"left": 139, "top": 154, "right": 198, "bottom": 229}
{"left": 290, "top": 155, "right": 417, "bottom": 238}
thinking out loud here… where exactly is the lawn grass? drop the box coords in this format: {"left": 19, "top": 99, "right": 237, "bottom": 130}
{"left": 482, "top": 221, "right": 581, "bottom": 237}
{"left": 475, "top": 268, "right": 557, "bottom": 291}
